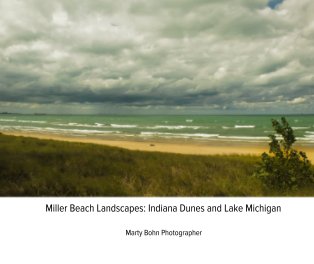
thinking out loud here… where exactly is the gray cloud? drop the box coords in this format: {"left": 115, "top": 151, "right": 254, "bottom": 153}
{"left": 0, "top": 0, "right": 314, "bottom": 114}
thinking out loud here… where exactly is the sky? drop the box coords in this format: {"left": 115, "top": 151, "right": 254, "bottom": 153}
{"left": 268, "top": 0, "right": 284, "bottom": 9}
{"left": 0, "top": 0, "right": 313, "bottom": 114}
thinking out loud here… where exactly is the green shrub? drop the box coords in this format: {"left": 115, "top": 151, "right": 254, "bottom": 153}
{"left": 255, "top": 117, "right": 314, "bottom": 191}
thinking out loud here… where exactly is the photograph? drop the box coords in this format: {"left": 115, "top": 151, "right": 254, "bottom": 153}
{"left": 0, "top": 0, "right": 313, "bottom": 197}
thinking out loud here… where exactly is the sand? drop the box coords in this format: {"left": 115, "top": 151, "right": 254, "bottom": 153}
{"left": 2, "top": 131, "right": 314, "bottom": 161}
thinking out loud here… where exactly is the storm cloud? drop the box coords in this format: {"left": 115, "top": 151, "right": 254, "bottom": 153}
{"left": 0, "top": 0, "right": 313, "bottom": 114}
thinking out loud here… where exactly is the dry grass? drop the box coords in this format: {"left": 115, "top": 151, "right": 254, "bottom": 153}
{"left": 0, "top": 133, "right": 313, "bottom": 196}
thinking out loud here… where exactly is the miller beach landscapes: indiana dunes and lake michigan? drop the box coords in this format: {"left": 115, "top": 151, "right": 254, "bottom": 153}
{"left": 0, "top": 0, "right": 314, "bottom": 196}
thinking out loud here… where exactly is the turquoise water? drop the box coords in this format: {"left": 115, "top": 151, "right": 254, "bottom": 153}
{"left": 0, "top": 115, "right": 314, "bottom": 144}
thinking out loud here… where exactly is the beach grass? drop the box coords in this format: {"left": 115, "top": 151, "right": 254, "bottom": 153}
{"left": 0, "top": 133, "right": 313, "bottom": 196}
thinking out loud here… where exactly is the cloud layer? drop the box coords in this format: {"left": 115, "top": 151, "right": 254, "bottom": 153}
{"left": 0, "top": 0, "right": 313, "bottom": 114}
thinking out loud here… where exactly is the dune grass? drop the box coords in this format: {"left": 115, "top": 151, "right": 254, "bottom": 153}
{"left": 0, "top": 133, "right": 313, "bottom": 196}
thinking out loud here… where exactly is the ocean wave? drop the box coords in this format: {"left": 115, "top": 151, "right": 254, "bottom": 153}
{"left": 140, "top": 132, "right": 219, "bottom": 138}
{"left": 140, "top": 132, "right": 273, "bottom": 141}
{"left": 141, "top": 132, "right": 172, "bottom": 136}
{"left": 17, "top": 120, "right": 47, "bottom": 124}
{"left": 0, "top": 119, "right": 16, "bottom": 122}
{"left": 185, "top": 119, "right": 193, "bottom": 123}
{"left": 0, "top": 125, "right": 120, "bottom": 135}
{"left": 146, "top": 125, "right": 201, "bottom": 130}
{"left": 305, "top": 131, "right": 314, "bottom": 135}
{"left": 110, "top": 124, "right": 137, "bottom": 128}
{"left": 0, "top": 125, "right": 40, "bottom": 131}
{"left": 43, "top": 127, "right": 119, "bottom": 134}
{"left": 234, "top": 125, "right": 255, "bottom": 129}
{"left": 0, "top": 119, "right": 47, "bottom": 124}
{"left": 292, "top": 127, "right": 310, "bottom": 130}
{"left": 182, "top": 133, "right": 219, "bottom": 138}
{"left": 298, "top": 136, "right": 314, "bottom": 143}
{"left": 218, "top": 135, "right": 268, "bottom": 141}
{"left": 95, "top": 123, "right": 104, "bottom": 127}
{"left": 55, "top": 122, "right": 106, "bottom": 128}
{"left": 223, "top": 125, "right": 256, "bottom": 129}
{"left": 56, "top": 123, "right": 94, "bottom": 128}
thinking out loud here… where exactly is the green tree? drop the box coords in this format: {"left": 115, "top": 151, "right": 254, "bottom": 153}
{"left": 255, "top": 117, "right": 314, "bottom": 191}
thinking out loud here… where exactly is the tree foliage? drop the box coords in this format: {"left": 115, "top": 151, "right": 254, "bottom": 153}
{"left": 255, "top": 117, "right": 314, "bottom": 191}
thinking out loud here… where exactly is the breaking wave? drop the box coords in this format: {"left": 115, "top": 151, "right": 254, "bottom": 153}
{"left": 140, "top": 132, "right": 219, "bottom": 138}
{"left": 110, "top": 124, "right": 138, "bottom": 128}
{"left": 145, "top": 125, "right": 201, "bottom": 130}
{"left": 234, "top": 125, "right": 255, "bottom": 129}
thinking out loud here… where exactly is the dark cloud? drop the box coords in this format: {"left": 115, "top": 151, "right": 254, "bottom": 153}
{"left": 0, "top": 0, "right": 313, "bottom": 114}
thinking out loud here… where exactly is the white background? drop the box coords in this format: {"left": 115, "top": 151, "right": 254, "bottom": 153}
{"left": 0, "top": 198, "right": 313, "bottom": 264}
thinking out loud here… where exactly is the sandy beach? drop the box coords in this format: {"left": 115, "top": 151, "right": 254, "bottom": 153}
{"left": 2, "top": 131, "right": 314, "bottom": 161}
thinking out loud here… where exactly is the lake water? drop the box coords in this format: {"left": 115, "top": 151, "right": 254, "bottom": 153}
{"left": 1, "top": 114, "right": 314, "bottom": 144}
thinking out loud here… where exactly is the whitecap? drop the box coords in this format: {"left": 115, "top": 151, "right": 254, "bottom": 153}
{"left": 110, "top": 124, "right": 137, "bottom": 128}
{"left": 17, "top": 120, "right": 47, "bottom": 124}
{"left": 146, "top": 125, "right": 201, "bottom": 130}
{"left": 292, "top": 127, "right": 310, "bottom": 130}
{"left": 0, "top": 119, "right": 16, "bottom": 122}
{"left": 218, "top": 135, "right": 268, "bottom": 140}
{"left": 234, "top": 125, "right": 255, "bottom": 129}
{"left": 140, "top": 132, "right": 219, "bottom": 138}
{"left": 95, "top": 123, "right": 105, "bottom": 127}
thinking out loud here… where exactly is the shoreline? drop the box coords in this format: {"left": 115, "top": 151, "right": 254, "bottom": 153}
{"left": 2, "top": 131, "right": 314, "bottom": 161}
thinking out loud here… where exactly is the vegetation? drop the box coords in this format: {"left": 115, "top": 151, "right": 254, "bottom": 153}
{"left": 0, "top": 132, "right": 313, "bottom": 196}
{"left": 255, "top": 117, "right": 314, "bottom": 192}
